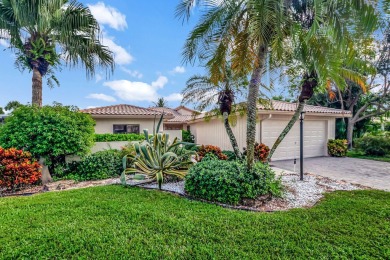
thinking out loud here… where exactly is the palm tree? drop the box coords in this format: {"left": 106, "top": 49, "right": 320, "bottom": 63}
{"left": 177, "top": 0, "right": 288, "bottom": 168}
{"left": 267, "top": 0, "right": 377, "bottom": 160}
{"left": 153, "top": 97, "right": 168, "bottom": 107}
{"left": 0, "top": 0, "right": 114, "bottom": 107}
{"left": 177, "top": 0, "right": 377, "bottom": 168}
{"left": 182, "top": 71, "right": 246, "bottom": 158}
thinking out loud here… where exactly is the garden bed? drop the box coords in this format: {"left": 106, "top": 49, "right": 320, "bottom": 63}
{"left": 140, "top": 173, "right": 364, "bottom": 211}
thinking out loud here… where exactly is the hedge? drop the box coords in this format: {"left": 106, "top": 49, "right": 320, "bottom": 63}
{"left": 94, "top": 133, "right": 145, "bottom": 142}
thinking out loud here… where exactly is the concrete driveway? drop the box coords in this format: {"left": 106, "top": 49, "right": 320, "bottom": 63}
{"left": 271, "top": 157, "right": 390, "bottom": 191}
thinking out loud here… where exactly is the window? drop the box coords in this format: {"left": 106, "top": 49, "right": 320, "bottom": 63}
{"left": 164, "top": 124, "right": 183, "bottom": 130}
{"left": 113, "top": 124, "right": 140, "bottom": 134}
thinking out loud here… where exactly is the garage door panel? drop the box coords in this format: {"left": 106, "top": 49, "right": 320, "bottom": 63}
{"left": 263, "top": 120, "right": 327, "bottom": 161}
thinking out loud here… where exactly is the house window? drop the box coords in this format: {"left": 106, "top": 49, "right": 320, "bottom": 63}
{"left": 113, "top": 124, "right": 140, "bottom": 134}
{"left": 164, "top": 124, "right": 183, "bottom": 130}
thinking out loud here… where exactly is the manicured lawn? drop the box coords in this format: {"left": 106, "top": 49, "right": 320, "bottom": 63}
{"left": 0, "top": 186, "right": 389, "bottom": 259}
{"left": 347, "top": 150, "right": 390, "bottom": 163}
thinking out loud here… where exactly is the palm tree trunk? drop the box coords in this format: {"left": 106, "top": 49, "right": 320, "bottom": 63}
{"left": 32, "top": 67, "right": 43, "bottom": 107}
{"left": 246, "top": 45, "right": 267, "bottom": 169}
{"left": 347, "top": 120, "right": 354, "bottom": 149}
{"left": 223, "top": 112, "right": 241, "bottom": 159}
{"left": 267, "top": 101, "right": 305, "bottom": 161}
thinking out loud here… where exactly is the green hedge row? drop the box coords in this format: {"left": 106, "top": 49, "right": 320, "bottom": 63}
{"left": 94, "top": 133, "right": 145, "bottom": 142}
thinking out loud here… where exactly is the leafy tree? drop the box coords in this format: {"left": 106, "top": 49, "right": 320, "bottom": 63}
{"left": 0, "top": 0, "right": 114, "bottom": 107}
{"left": 182, "top": 68, "right": 247, "bottom": 158}
{"left": 0, "top": 103, "right": 95, "bottom": 179}
{"left": 0, "top": 107, "right": 4, "bottom": 114}
{"left": 4, "top": 100, "right": 22, "bottom": 112}
{"left": 153, "top": 97, "right": 168, "bottom": 107}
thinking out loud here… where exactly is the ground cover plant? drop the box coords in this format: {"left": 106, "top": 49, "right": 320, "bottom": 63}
{"left": 347, "top": 150, "right": 390, "bottom": 163}
{"left": 0, "top": 186, "right": 388, "bottom": 259}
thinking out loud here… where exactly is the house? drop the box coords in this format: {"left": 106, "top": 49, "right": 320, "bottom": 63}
{"left": 83, "top": 100, "right": 351, "bottom": 161}
{"left": 189, "top": 100, "right": 351, "bottom": 161}
{"left": 81, "top": 104, "right": 193, "bottom": 141}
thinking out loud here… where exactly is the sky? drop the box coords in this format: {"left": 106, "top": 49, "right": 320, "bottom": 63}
{"left": 0, "top": 1, "right": 208, "bottom": 110}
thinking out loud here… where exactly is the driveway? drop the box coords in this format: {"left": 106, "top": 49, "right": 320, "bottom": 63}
{"left": 271, "top": 157, "right": 390, "bottom": 191}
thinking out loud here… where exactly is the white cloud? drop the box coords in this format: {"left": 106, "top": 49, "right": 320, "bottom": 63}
{"left": 104, "top": 76, "right": 169, "bottom": 102}
{"left": 120, "top": 67, "right": 143, "bottom": 79}
{"left": 164, "top": 93, "right": 183, "bottom": 102}
{"left": 102, "top": 36, "right": 133, "bottom": 65}
{"left": 88, "top": 2, "right": 127, "bottom": 31}
{"left": 171, "top": 66, "right": 186, "bottom": 74}
{"left": 86, "top": 106, "right": 97, "bottom": 109}
{"left": 0, "top": 39, "right": 8, "bottom": 48}
{"left": 86, "top": 93, "right": 116, "bottom": 102}
{"left": 95, "top": 73, "right": 103, "bottom": 83}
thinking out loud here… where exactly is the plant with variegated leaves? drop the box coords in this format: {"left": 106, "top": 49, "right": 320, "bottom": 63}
{"left": 121, "top": 115, "right": 197, "bottom": 189}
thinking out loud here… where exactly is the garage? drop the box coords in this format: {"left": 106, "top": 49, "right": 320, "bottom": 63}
{"left": 189, "top": 100, "right": 349, "bottom": 161}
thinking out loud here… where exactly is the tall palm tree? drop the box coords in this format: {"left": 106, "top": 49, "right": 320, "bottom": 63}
{"left": 177, "top": 0, "right": 377, "bottom": 168}
{"left": 182, "top": 71, "right": 246, "bottom": 158}
{"left": 267, "top": 0, "right": 377, "bottom": 160}
{"left": 153, "top": 97, "right": 168, "bottom": 107}
{"left": 177, "top": 0, "right": 288, "bottom": 168}
{"left": 0, "top": 0, "right": 114, "bottom": 107}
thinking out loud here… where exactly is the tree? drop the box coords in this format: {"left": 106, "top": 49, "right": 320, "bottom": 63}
{"left": 153, "top": 97, "right": 168, "bottom": 107}
{"left": 0, "top": 107, "right": 4, "bottom": 114}
{"left": 182, "top": 69, "right": 247, "bottom": 158}
{"left": 0, "top": 0, "right": 114, "bottom": 107}
{"left": 4, "top": 100, "right": 22, "bottom": 112}
{"left": 177, "top": 0, "right": 288, "bottom": 168}
{"left": 267, "top": 0, "right": 377, "bottom": 160}
{"left": 0, "top": 103, "right": 95, "bottom": 180}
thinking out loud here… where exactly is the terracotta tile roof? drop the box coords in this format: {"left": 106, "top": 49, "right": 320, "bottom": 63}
{"left": 81, "top": 104, "right": 173, "bottom": 116}
{"left": 173, "top": 106, "right": 197, "bottom": 113}
{"left": 150, "top": 107, "right": 195, "bottom": 123}
{"left": 260, "top": 100, "right": 352, "bottom": 115}
{"left": 149, "top": 107, "right": 181, "bottom": 116}
{"left": 167, "top": 115, "right": 194, "bottom": 123}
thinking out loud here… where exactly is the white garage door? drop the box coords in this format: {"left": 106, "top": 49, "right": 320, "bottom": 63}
{"left": 262, "top": 120, "right": 327, "bottom": 161}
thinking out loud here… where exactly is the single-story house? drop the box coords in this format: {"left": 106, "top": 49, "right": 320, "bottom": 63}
{"left": 82, "top": 100, "right": 351, "bottom": 161}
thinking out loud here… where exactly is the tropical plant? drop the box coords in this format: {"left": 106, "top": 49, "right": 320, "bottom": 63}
{"left": 222, "top": 150, "right": 237, "bottom": 161}
{"left": 185, "top": 159, "right": 282, "bottom": 205}
{"left": 0, "top": 147, "right": 41, "bottom": 191}
{"left": 182, "top": 70, "right": 246, "bottom": 158}
{"left": 121, "top": 116, "right": 197, "bottom": 189}
{"left": 197, "top": 144, "right": 228, "bottom": 162}
{"left": 0, "top": 103, "right": 95, "bottom": 180}
{"left": 327, "top": 139, "right": 348, "bottom": 157}
{"left": 355, "top": 133, "right": 390, "bottom": 156}
{"left": 266, "top": 0, "right": 377, "bottom": 160}
{"left": 0, "top": 0, "right": 114, "bottom": 107}
{"left": 243, "top": 142, "right": 270, "bottom": 163}
{"left": 182, "top": 130, "right": 195, "bottom": 143}
{"left": 153, "top": 97, "right": 168, "bottom": 107}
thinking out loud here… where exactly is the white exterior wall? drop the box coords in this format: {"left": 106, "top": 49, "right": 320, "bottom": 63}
{"left": 164, "top": 130, "right": 183, "bottom": 141}
{"left": 93, "top": 118, "right": 160, "bottom": 134}
{"left": 190, "top": 113, "right": 338, "bottom": 160}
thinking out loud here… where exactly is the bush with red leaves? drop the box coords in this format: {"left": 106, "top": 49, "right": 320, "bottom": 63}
{"left": 243, "top": 143, "right": 270, "bottom": 163}
{"left": 0, "top": 147, "right": 41, "bottom": 191}
{"left": 197, "top": 145, "right": 228, "bottom": 161}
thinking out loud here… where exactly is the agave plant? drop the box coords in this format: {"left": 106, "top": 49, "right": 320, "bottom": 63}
{"left": 121, "top": 115, "right": 197, "bottom": 189}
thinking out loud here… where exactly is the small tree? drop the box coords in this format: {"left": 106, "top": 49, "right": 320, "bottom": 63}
{"left": 0, "top": 103, "right": 95, "bottom": 179}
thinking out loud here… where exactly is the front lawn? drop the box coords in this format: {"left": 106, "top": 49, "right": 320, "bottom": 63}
{"left": 347, "top": 150, "right": 390, "bottom": 163}
{"left": 0, "top": 186, "right": 389, "bottom": 259}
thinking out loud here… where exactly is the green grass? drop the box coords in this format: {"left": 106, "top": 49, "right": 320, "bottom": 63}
{"left": 0, "top": 186, "right": 389, "bottom": 259}
{"left": 347, "top": 150, "right": 390, "bottom": 162}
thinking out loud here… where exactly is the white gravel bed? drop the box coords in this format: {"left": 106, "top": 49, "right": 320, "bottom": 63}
{"left": 138, "top": 173, "right": 362, "bottom": 211}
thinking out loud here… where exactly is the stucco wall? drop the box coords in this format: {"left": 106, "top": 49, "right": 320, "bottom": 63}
{"left": 164, "top": 130, "right": 183, "bottom": 141}
{"left": 93, "top": 118, "right": 161, "bottom": 134}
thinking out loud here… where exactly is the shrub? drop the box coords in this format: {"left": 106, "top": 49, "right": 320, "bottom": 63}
{"left": 122, "top": 130, "right": 196, "bottom": 189}
{"left": 94, "top": 133, "right": 145, "bottom": 142}
{"left": 58, "top": 150, "right": 123, "bottom": 181}
{"left": 0, "top": 104, "right": 95, "bottom": 173}
{"left": 327, "top": 139, "right": 348, "bottom": 157}
{"left": 243, "top": 142, "right": 270, "bottom": 162}
{"left": 222, "top": 150, "right": 237, "bottom": 161}
{"left": 185, "top": 160, "right": 282, "bottom": 205}
{"left": 355, "top": 134, "right": 390, "bottom": 156}
{"left": 197, "top": 145, "right": 227, "bottom": 161}
{"left": 182, "top": 130, "right": 195, "bottom": 143}
{"left": 0, "top": 147, "right": 41, "bottom": 191}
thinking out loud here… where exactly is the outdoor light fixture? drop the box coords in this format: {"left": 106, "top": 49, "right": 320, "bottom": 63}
{"left": 299, "top": 111, "right": 306, "bottom": 181}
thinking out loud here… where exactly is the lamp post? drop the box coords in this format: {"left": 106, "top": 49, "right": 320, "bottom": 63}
{"left": 299, "top": 111, "right": 305, "bottom": 181}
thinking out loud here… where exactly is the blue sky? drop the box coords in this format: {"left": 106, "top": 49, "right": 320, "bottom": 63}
{"left": 0, "top": 1, "right": 208, "bottom": 109}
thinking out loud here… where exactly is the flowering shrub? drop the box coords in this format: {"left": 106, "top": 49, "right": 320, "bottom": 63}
{"left": 0, "top": 147, "right": 41, "bottom": 191}
{"left": 197, "top": 145, "right": 228, "bottom": 161}
{"left": 243, "top": 143, "right": 270, "bottom": 162}
{"left": 327, "top": 139, "right": 348, "bottom": 157}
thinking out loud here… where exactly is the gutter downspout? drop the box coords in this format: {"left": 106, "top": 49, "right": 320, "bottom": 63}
{"left": 259, "top": 114, "right": 272, "bottom": 143}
